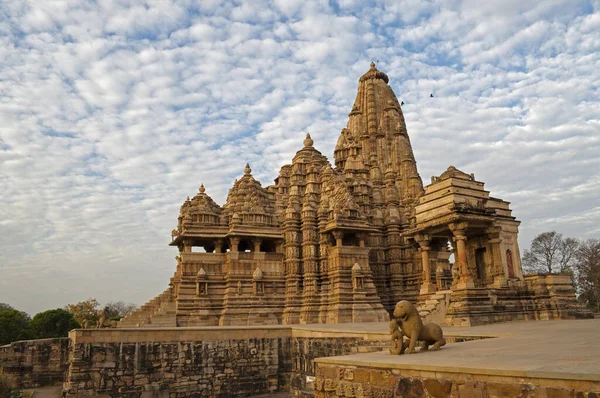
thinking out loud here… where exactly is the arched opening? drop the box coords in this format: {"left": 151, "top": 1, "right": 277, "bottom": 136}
{"left": 238, "top": 239, "right": 252, "bottom": 252}
{"left": 221, "top": 240, "right": 230, "bottom": 253}
{"left": 203, "top": 242, "right": 215, "bottom": 253}
{"left": 475, "top": 248, "right": 486, "bottom": 280}
{"left": 342, "top": 233, "right": 360, "bottom": 247}
{"left": 260, "top": 240, "right": 277, "bottom": 253}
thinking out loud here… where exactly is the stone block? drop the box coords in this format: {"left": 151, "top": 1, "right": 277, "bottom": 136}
{"left": 344, "top": 369, "right": 355, "bottom": 381}
{"left": 394, "top": 377, "right": 425, "bottom": 398}
{"left": 457, "top": 381, "right": 488, "bottom": 398}
{"left": 535, "top": 386, "right": 575, "bottom": 398}
{"left": 487, "top": 382, "right": 526, "bottom": 398}
{"left": 354, "top": 368, "right": 370, "bottom": 383}
{"left": 422, "top": 378, "right": 453, "bottom": 398}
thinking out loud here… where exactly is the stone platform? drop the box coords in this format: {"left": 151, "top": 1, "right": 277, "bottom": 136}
{"left": 4, "top": 320, "right": 600, "bottom": 397}
{"left": 314, "top": 319, "right": 600, "bottom": 397}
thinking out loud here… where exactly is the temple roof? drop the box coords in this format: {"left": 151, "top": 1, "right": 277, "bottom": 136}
{"left": 184, "top": 184, "right": 222, "bottom": 216}
{"left": 224, "top": 163, "right": 276, "bottom": 224}
{"left": 437, "top": 166, "right": 474, "bottom": 182}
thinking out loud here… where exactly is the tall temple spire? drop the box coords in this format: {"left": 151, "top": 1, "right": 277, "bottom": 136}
{"left": 335, "top": 62, "right": 423, "bottom": 203}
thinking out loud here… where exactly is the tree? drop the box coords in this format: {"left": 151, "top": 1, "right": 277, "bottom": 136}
{"left": 522, "top": 231, "right": 579, "bottom": 274}
{"left": 102, "top": 301, "right": 137, "bottom": 320}
{"left": 573, "top": 239, "right": 600, "bottom": 313}
{"left": 65, "top": 298, "right": 100, "bottom": 325}
{"left": 0, "top": 310, "right": 32, "bottom": 345}
{"left": 0, "top": 303, "right": 15, "bottom": 312}
{"left": 29, "top": 309, "right": 80, "bottom": 339}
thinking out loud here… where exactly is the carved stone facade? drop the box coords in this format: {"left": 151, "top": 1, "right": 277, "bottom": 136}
{"left": 119, "top": 63, "right": 590, "bottom": 327}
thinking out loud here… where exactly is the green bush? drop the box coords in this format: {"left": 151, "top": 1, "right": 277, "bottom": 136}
{"left": 0, "top": 310, "right": 31, "bottom": 345}
{"left": 29, "top": 309, "right": 80, "bottom": 339}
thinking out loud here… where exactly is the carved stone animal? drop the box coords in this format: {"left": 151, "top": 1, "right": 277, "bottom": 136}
{"left": 388, "top": 319, "right": 407, "bottom": 355}
{"left": 81, "top": 319, "right": 90, "bottom": 329}
{"left": 393, "top": 300, "right": 446, "bottom": 354}
{"left": 95, "top": 314, "right": 118, "bottom": 329}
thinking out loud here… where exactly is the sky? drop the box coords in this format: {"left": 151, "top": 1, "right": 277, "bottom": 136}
{"left": 1, "top": 0, "right": 599, "bottom": 316}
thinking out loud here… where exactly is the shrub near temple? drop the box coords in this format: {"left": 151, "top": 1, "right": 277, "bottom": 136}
{"left": 29, "top": 309, "right": 80, "bottom": 339}
{"left": 0, "top": 309, "right": 31, "bottom": 345}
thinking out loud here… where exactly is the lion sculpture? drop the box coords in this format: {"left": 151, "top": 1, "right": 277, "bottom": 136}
{"left": 392, "top": 300, "right": 446, "bottom": 354}
{"left": 95, "top": 313, "right": 118, "bottom": 329}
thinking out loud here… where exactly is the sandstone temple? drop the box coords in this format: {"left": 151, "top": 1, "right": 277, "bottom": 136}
{"left": 119, "top": 63, "right": 588, "bottom": 328}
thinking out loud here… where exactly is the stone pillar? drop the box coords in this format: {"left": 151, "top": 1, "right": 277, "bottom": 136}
{"left": 487, "top": 228, "right": 507, "bottom": 288}
{"left": 450, "top": 223, "right": 474, "bottom": 289}
{"left": 282, "top": 196, "right": 302, "bottom": 324}
{"left": 252, "top": 238, "right": 262, "bottom": 253}
{"left": 183, "top": 239, "right": 192, "bottom": 253}
{"left": 333, "top": 231, "right": 344, "bottom": 247}
{"left": 415, "top": 234, "right": 435, "bottom": 294}
{"left": 215, "top": 239, "right": 223, "bottom": 254}
{"left": 229, "top": 237, "right": 240, "bottom": 253}
{"left": 358, "top": 233, "right": 366, "bottom": 248}
{"left": 300, "top": 200, "right": 319, "bottom": 324}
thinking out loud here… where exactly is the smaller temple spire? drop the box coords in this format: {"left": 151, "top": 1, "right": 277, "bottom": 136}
{"left": 244, "top": 163, "right": 252, "bottom": 175}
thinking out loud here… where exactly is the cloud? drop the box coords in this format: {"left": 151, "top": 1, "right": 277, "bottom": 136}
{"left": 0, "top": 0, "right": 598, "bottom": 315}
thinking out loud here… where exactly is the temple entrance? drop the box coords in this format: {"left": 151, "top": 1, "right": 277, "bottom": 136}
{"left": 475, "top": 248, "right": 486, "bottom": 281}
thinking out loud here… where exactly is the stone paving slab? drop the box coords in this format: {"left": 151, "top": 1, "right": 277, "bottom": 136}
{"left": 314, "top": 319, "right": 600, "bottom": 381}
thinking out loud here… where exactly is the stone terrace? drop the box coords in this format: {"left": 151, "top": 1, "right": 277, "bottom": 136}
{"left": 314, "top": 319, "right": 600, "bottom": 397}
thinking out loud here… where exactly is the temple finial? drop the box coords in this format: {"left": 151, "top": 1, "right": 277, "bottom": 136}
{"left": 199, "top": 184, "right": 205, "bottom": 193}
{"left": 303, "top": 133, "right": 314, "bottom": 148}
{"left": 244, "top": 163, "right": 252, "bottom": 174}
{"left": 370, "top": 61, "right": 376, "bottom": 69}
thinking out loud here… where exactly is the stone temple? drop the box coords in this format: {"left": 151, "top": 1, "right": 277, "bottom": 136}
{"left": 119, "top": 63, "right": 589, "bottom": 328}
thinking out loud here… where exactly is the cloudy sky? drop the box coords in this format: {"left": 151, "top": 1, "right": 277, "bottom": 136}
{"left": 1, "top": 0, "right": 599, "bottom": 315}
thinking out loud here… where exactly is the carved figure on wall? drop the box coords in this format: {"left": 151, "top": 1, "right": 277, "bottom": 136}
{"left": 393, "top": 300, "right": 446, "bottom": 354}
{"left": 436, "top": 264, "right": 445, "bottom": 290}
{"left": 389, "top": 320, "right": 408, "bottom": 355}
{"left": 451, "top": 265, "right": 459, "bottom": 288}
{"left": 81, "top": 319, "right": 90, "bottom": 329}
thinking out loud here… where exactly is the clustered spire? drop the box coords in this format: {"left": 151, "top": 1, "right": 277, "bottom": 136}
{"left": 167, "top": 63, "right": 426, "bottom": 324}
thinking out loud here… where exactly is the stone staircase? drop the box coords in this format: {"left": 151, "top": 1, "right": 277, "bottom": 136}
{"left": 118, "top": 288, "right": 177, "bottom": 328}
{"left": 417, "top": 290, "right": 452, "bottom": 324}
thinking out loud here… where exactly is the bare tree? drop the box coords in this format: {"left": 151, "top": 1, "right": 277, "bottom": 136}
{"left": 522, "top": 231, "right": 579, "bottom": 274}
{"left": 103, "top": 301, "right": 138, "bottom": 320}
{"left": 573, "top": 239, "right": 600, "bottom": 313}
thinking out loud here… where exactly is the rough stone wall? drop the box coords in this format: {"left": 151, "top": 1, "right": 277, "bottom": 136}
{"left": 61, "top": 334, "right": 393, "bottom": 397}
{"left": 314, "top": 364, "right": 600, "bottom": 398}
{"left": 0, "top": 338, "right": 70, "bottom": 389}
{"left": 290, "top": 337, "right": 390, "bottom": 395}
{"left": 63, "top": 337, "right": 292, "bottom": 397}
